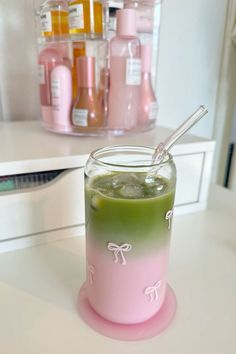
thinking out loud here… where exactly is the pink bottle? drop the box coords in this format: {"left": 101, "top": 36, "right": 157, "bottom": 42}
{"left": 53, "top": 42, "right": 72, "bottom": 68}
{"left": 72, "top": 56, "right": 103, "bottom": 129}
{"left": 38, "top": 47, "right": 63, "bottom": 127}
{"left": 124, "top": 0, "right": 155, "bottom": 33}
{"left": 139, "top": 44, "right": 158, "bottom": 126}
{"left": 51, "top": 65, "right": 72, "bottom": 132}
{"left": 108, "top": 9, "right": 141, "bottom": 132}
{"left": 97, "top": 68, "right": 109, "bottom": 122}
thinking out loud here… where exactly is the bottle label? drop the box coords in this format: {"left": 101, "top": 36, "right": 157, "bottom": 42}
{"left": 149, "top": 101, "right": 158, "bottom": 120}
{"left": 72, "top": 109, "right": 88, "bottom": 126}
{"left": 126, "top": 59, "right": 141, "bottom": 86}
{"left": 38, "top": 64, "right": 45, "bottom": 85}
{"left": 109, "top": 17, "right": 116, "bottom": 32}
{"left": 69, "top": 4, "right": 84, "bottom": 30}
{"left": 51, "top": 78, "right": 60, "bottom": 99}
{"left": 40, "top": 12, "right": 52, "bottom": 33}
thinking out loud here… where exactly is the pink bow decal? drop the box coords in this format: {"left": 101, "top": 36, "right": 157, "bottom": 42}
{"left": 107, "top": 242, "right": 132, "bottom": 265}
{"left": 144, "top": 280, "right": 162, "bottom": 302}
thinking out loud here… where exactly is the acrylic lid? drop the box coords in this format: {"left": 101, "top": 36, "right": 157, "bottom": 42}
{"left": 116, "top": 9, "right": 137, "bottom": 37}
{"left": 77, "top": 56, "right": 95, "bottom": 88}
{"left": 141, "top": 44, "right": 152, "bottom": 72}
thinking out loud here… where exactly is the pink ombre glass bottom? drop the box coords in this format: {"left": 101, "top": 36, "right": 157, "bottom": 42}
{"left": 78, "top": 282, "right": 176, "bottom": 341}
{"left": 86, "top": 240, "right": 171, "bottom": 324}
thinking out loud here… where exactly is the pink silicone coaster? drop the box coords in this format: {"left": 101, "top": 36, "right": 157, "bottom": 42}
{"left": 78, "top": 283, "right": 177, "bottom": 341}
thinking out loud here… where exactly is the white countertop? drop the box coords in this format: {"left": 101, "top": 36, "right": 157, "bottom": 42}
{"left": 0, "top": 121, "right": 214, "bottom": 175}
{"left": 0, "top": 184, "right": 235, "bottom": 354}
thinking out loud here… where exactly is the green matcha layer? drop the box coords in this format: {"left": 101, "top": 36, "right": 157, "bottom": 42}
{"left": 85, "top": 172, "right": 175, "bottom": 253}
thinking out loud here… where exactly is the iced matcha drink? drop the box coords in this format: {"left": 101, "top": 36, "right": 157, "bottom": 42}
{"left": 85, "top": 170, "right": 176, "bottom": 324}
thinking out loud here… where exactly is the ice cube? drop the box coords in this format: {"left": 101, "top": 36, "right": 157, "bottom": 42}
{"left": 156, "top": 184, "right": 164, "bottom": 191}
{"left": 110, "top": 176, "right": 122, "bottom": 189}
{"left": 144, "top": 174, "right": 157, "bottom": 186}
{"left": 149, "top": 180, "right": 167, "bottom": 196}
{"left": 95, "top": 175, "right": 113, "bottom": 189}
{"left": 119, "top": 184, "right": 144, "bottom": 198}
{"left": 91, "top": 194, "right": 101, "bottom": 210}
{"left": 113, "top": 173, "right": 140, "bottom": 186}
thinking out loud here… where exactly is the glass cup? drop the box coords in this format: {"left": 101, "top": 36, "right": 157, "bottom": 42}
{"left": 84, "top": 145, "right": 176, "bottom": 324}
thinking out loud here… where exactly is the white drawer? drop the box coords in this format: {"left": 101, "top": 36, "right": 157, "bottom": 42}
{"left": 0, "top": 168, "right": 85, "bottom": 241}
{"left": 175, "top": 153, "right": 204, "bottom": 205}
{"left": 173, "top": 149, "right": 214, "bottom": 214}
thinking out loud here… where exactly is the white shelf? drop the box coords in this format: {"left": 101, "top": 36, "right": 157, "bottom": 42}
{"left": 0, "top": 185, "right": 235, "bottom": 353}
{"left": 0, "top": 120, "right": 214, "bottom": 175}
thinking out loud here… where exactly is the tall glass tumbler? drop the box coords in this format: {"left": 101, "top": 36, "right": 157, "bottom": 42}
{"left": 84, "top": 145, "right": 176, "bottom": 324}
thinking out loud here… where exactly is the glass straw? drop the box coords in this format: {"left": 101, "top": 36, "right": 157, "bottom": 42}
{"left": 152, "top": 105, "right": 208, "bottom": 164}
{"left": 145, "top": 105, "right": 208, "bottom": 182}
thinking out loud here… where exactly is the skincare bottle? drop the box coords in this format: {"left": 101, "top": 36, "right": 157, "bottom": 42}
{"left": 108, "top": 9, "right": 141, "bottom": 132}
{"left": 39, "top": 0, "right": 69, "bottom": 40}
{"left": 38, "top": 47, "right": 62, "bottom": 127}
{"left": 97, "top": 67, "right": 109, "bottom": 121}
{"left": 139, "top": 44, "right": 158, "bottom": 126}
{"left": 72, "top": 56, "right": 103, "bottom": 129}
{"left": 72, "top": 41, "right": 86, "bottom": 99}
{"left": 51, "top": 65, "right": 73, "bottom": 131}
{"left": 68, "top": 0, "right": 103, "bottom": 38}
{"left": 124, "top": 0, "right": 155, "bottom": 33}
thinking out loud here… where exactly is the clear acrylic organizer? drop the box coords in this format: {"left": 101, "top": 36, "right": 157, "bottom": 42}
{"left": 34, "top": 0, "right": 162, "bottom": 136}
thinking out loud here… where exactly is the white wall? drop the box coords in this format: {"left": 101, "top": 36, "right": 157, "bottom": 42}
{"left": 156, "top": 0, "right": 228, "bottom": 139}
{"left": 0, "top": 0, "right": 40, "bottom": 122}
{"left": 210, "top": 0, "right": 236, "bottom": 185}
